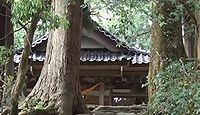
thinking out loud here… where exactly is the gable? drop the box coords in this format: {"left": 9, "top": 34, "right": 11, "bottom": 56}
{"left": 81, "top": 36, "right": 104, "bottom": 49}
{"left": 82, "top": 27, "right": 126, "bottom": 52}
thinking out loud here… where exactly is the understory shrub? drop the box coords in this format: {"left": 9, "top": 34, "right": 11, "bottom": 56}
{"left": 0, "top": 46, "right": 13, "bottom": 106}
{"left": 149, "top": 61, "right": 200, "bottom": 115}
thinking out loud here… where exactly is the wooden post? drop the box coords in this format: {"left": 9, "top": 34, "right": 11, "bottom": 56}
{"left": 109, "top": 78, "right": 112, "bottom": 106}
{"left": 99, "top": 82, "right": 104, "bottom": 105}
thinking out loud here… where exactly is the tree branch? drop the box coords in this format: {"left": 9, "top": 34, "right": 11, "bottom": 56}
{"left": 0, "top": 12, "right": 12, "bottom": 18}
{"left": 177, "top": 0, "right": 197, "bottom": 25}
{"left": 0, "top": 27, "right": 24, "bottom": 41}
{"left": 17, "top": 21, "right": 28, "bottom": 32}
{"left": 136, "top": 31, "right": 150, "bottom": 37}
{"left": 0, "top": 1, "right": 11, "bottom": 12}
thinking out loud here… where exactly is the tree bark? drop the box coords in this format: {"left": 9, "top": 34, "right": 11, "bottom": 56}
{"left": 10, "top": 12, "right": 40, "bottom": 115}
{"left": 24, "top": 0, "right": 89, "bottom": 114}
{"left": 148, "top": 0, "right": 186, "bottom": 104}
{"left": 183, "top": 10, "right": 195, "bottom": 58}
{"left": 195, "top": 0, "right": 200, "bottom": 64}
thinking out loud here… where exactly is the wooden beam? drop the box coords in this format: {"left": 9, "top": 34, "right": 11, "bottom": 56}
{"left": 80, "top": 69, "right": 122, "bottom": 77}
{"left": 112, "top": 93, "right": 147, "bottom": 98}
{"left": 80, "top": 65, "right": 122, "bottom": 70}
{"left": 30, "top": 64, "right": 148, "bottom": 77}
{"left": 81, "top": 60, "right": 128, "bottom": 65}
{"left": 123, "top": 71, "right": 148, "bottom": 76}
{"left": 81, "top": 65, "right": 148, "bottom": 71}
{"left": 123, "top": 66, "right": 149, "bottom": 71}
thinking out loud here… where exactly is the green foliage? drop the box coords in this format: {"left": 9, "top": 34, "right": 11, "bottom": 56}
{"left": 0, "top": 46, "right": 12, "bottom": 66}
{"left": 149, "top": 61, "right": 200, "bottom": 115}
{"left": 20, "top": 98, "right": 55, "bottom": 114}
{"left": 0, "top": 46, "right": 13, "bottom": 105}
{"left": 11, "top": 0, "right": 68, "bottom": 29}
{"left": 1, "top": 75, "right": 15, "bottom": 105}
{"left": 14, "top": 28, "right": 25, "bottom": 49}
{"left": 21, "top": 98, "right": 47, "bottom": 110}
{"left": 12, "top": 0, "right": 46, "bottom": 22}
{"left": 11, "top": 0, "right": 69, "bottom": 49}
{"left": 89, "top": 0, "right": 151, "bottom": 50}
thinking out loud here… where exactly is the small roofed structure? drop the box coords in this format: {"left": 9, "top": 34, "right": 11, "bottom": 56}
{"left": 14, "top": 26, "right": 150, "bottom": 106}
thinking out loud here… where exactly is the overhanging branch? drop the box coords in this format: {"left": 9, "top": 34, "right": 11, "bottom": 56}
{"left": 0, "top": 27, "right": 24, "bottom": 41}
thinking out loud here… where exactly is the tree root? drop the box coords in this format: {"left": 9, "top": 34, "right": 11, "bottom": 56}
{"left": 1, "top": 107, "right": 10, "bottom": 115}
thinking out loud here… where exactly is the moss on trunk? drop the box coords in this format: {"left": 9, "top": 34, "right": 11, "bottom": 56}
{"left": 148, "top": 0, "right": 186, "bottom": 104}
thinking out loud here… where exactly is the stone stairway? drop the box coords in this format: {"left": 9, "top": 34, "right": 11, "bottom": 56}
{"left": 91, "top": 105, "right": 147, "bottom": 115}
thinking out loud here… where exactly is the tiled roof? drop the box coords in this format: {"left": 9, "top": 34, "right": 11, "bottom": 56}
{"left": 32, "top": 32, "right": 49, "bottom": 48}
{"left": 14, "top": 25, "right": 150, "bottom": 65}
{"left": 31, "top": 27, "right": 149, "bottom": 54}
{"left": 14, "top": 50, "right": 150, "bottom": 64}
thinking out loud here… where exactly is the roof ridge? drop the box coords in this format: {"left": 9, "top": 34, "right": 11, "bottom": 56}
{"left": 22, "top": 24, "right": 149, "bottom": 54}
{"left": 96, "top": 26, "right": 149, "bottom": 54}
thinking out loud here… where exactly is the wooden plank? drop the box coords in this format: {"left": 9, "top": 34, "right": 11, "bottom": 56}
{"left": 109, "top": 78, "right": 113, "bottom": 106}
{"left": 112, "top": 93, "right": 147, "bottom": 98}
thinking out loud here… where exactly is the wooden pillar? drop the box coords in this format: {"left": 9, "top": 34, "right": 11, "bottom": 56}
{"left": 99, "top": 82, "right": 104, "bottom": 105}
{"left": 109, "top": 78, "right": 112, "bottom": 106}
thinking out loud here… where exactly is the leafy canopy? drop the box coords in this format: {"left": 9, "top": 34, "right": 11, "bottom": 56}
{"left": 89, "top": 0, "right": 151, "bottom": 50}
{"left": 10, "top": 0, "right": 68, "bottom": 49}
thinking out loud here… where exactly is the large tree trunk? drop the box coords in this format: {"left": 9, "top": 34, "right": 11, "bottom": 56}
{"left": 148, "top": 0, "right": 186, "bottom": 104}
{"left": 183, "top": 10, "right": 195, "bottom": 58}
{"left": 24, "top": 0, "right": 89, "bottom": 114}
{"left": 195, "top": 0, "right": 200, "bottom": 64}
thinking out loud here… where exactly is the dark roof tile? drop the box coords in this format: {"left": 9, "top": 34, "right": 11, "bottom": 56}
{"left": 14, "top": 50, "right": 150, "bottom": 64}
